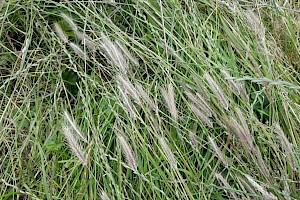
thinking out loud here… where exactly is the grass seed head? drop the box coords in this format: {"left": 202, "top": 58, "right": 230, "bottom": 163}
{"left": 204, "top": 72, "right": 229, "bottom": 111}
{"left": 61, "top": 13, "right": 78, "bottom": 31}
{"left": 62, "top": 125, "right": 87, "bottom": 166}
{"left": 215, "top": 173, "right": 239, "bottom": 200}
{"left": 115, "top": 127, "right": 138, "bottom": 172}
{"left": 69, "top": 42, "right": 87, "bottom": 59}
{"left": 161, "top": 83, "right": 178, "bottom": 122}
{"left": 158, "top": 136, "right": 177, "bottom": 170}
{"left": 245, "top": 174, "right": 277, "bottom": 200}
{"left": 54, "top": 22, "right": 68, "bottom": 43}
{"left": 208, "top": 136, "right": 229, "bottom": 167}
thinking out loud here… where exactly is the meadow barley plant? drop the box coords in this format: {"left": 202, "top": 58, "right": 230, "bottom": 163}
{"left": 1, "top": 0, "right": 300, "bottom": 199}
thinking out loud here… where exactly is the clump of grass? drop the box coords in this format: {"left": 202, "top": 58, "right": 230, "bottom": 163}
{"left": 1, "top": 0, "right": 300, "bottom": 199}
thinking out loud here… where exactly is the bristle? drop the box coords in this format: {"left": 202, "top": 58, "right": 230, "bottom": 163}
{"left": 204, "top": 72, "right": 229, "bottom": 110}
{"left": 75, "top": 31, "right": 97, "bottom": 50}
{"left": 69, "top": 42, "right": 86, "bottom": 59}
{"left": 118, "top": 85, "right": 137, "bottom": 120}
{"left": 116, "top": 128, "right": 138, "bottom": 172}
{"left": 100, "top": 33, "right": 129, "bottom": 74}
{"left": 62, "top": 125, "right": 87, "bottom": 166}
{"left": 115, "top": 40, "right": 139, "bottom": 66}
{"left": 135, "top": 83, "right": 156, "bottom": 111}
{"left": 54, "top": 22, "right": 68, "bottom": 43}
{"left": 190, "top": 103, "right": 213, "bottom": 128}
{"left": 208, "top": 136, "right": 229, "bottom": 167}
{"left": 161, "top": 83, "right": 178, "bottom": 122}
{"left": 61, "top": 13, "right": 78, "bottom": 31}
{"left": 117, "top": 75, "right": 141, "bottom": 105}
{"left": 184, "top": 89, "right": 213, "bottom": 117}
{"left": 158, "top": 136, "right": 177, "bottom": 169}
{"left": 215, "top": 173, "right": 239, "bottom": 200}
{"left": 63, "top": 111, "right": 88, "bottom": 143}
{"left": 245, "top": 174, "right": 277, "bottom": 200}
{"left": 99, "top": 191, "right": 110, "bottom": 200}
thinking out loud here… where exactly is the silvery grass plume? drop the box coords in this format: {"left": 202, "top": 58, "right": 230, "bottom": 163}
{"left": 117, "top": 75, "right": 141, "bottom": 105}
{"left": 135, "top": 83, "right": 156, "bottom": 111}
{"left": 190, "top": 103, "right": 213, "bottom": 128}
{"left": 193, "top": 77, "right": 210, "bottom": 100}
{"left": 224, "top": 108, "right": 254, "bottom": 151}
{"left": 204, "top": 72, "right": 229, "bottom": 111}
{"left": 54, "top": 22, "right": 68, "bottom": 43}
{"left": 158, "top": 136, "right": 177, "bottom": 169}
{"left": 61, "top": 13, "right": 78, "bottom": 31}
{"left": 188, "top": 130, "right": 198, "bottom": 150}
{"left": 218, "top": 0, "right": 238, "bottom": 14}
{"left": 208, "top": 136, "right": 229, "bottom": 167}
{"left": 75, "top": 31, "right": 97, "bottom": 51}
{"left": 118, "top": 84, "right": 137, "bottom": 120}
{"left": 62, "top": 125, "right": 87, "bottom": 166}
{"left": 245, "top": 174, "right": 278, "bottom": 200}
{"left": 115, "top": 40, "right": 139, "bottom": 66}
{"left": 275, "top": 124, "right": 296, "bottom": 170}
{"left": 184, "top": 88, "right": 213, "bottom": 117}
{"left": 69, "top": 42, "right": 87, "bottom": 59}
{"left": 100, "top": 32, "right": 129, "bottom": 74}
{"left": 244, "top": 10, "right": 266, "bottom": 43}
{"left": 99, "top": 191, "right": 110, "bottom": 200}
{"left": 63, "top": 111, "right": 88, "bottom": 143}
{"left": 115, "top": 126, "right": 138, "bottom": 172}
{"left": 215, "top": 173, "right": 239, "bottom": 200}
{"left": 161, "top": 83, "right": 178, "bottom": 122}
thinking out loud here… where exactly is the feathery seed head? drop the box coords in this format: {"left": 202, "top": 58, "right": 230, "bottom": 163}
{"left": 99, "top": 191, "right": 110, "bottom": 200}
{"left": 204, "top": 72, "right": 229, "bottom": 110}
{"left": 75, "top": 31, "right": 97, "bottom": 50}
{"left": 190, "top": 103, "right": 213, "bottom": 128}
{"left": 115, "top": 40, "right": 139, "bottom": 66}
{"left": 158, "top": 136, "right": 177, "bottom": 169}
{"left": 54, "top": 22, "right": 68, "bottom": 43}
{"left": 184, "top": 89, "right": 213, "bottom": 117}
{"left": 188, "top": 131, "right": 198, "bottom": 150}
{"left": 161, "top": 83, "right": 178, "bottom": 122}
{"left": 215, "top": 173, "right": 239, "bottom": 200}
{"left": 62, "top": 124, "right": 87, "bottom": 166}
{"left": 63, "top": 111, "right": 88, "bottom": 143}
{"left": 100, "top": 33, "right": 129, "bottom": 74}
{"left": 61, "top": 13, "right": 78, "bottom": 31}
{"left": 225, "top": 117, "right": 254, "bottom": 151}
{"left": 245, "top": 174, "right": 277, "bottom": 200}
{"left": 118, "top": 84, "right": 137, "bottom": 120}
{"left": 117, "top": 75, "right": 141, "bottom": 105}
{"left": 115, "top": 127, "right": 138, "bottom": 172}
{"left": 69, "top": 42, "right": 87, "bottom": 59}
{"left": 208, "top": 136, "right": 229, "bottom": 167}
{"left": 135, "top": 83, "right": 156, "bottom": 111}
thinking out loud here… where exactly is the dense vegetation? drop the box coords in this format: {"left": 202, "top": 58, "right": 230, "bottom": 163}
{"left": 1, "top": 0, "right": 300, "bottom": 199}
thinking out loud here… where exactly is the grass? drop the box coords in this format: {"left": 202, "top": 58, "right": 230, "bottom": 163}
{"left": 0, "top": 0, "right": 300, "bottom": 199}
